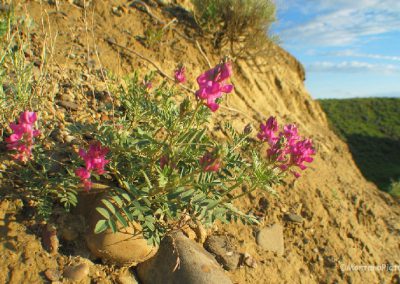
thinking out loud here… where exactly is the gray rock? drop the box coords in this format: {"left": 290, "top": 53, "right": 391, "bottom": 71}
{"left": 285, "top": 213, "right": 303, "bottom": 223}
{"left": 137, "top": 232, "right": 233, "bottom": 284}
{"left": 204, "top": 235, "right": 240, "bottom": 271}
{"left": 256, "top": 224, "right": 284, "bottom": 256}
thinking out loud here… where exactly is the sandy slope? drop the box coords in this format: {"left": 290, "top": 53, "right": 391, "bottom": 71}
{"left": 1, "top": 1, "right": 399, "bottom": 283}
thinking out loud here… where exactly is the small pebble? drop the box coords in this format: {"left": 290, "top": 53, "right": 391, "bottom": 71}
{"left": 63, "top": 263, "right": 90, "bottom": 281}
{"left": 44, "top": 268, "right": 62, "bottom": 281}
{"left": 243, "top": 252, "right": 257, "bottom": 268}
{"left": 285, "top": 213, "right": 303, "bottom": 223}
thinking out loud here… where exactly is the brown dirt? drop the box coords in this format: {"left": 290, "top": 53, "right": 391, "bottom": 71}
{"left": 1, "top": 0, "right": 399, "bottom": 283}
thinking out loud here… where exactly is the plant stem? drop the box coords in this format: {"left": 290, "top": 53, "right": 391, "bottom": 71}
{"left": 187, "top": 101, "right": 202, "bottom": 130}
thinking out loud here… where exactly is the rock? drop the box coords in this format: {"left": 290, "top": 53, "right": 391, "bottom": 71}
{"left": 84, "top": 193, "right": 157, "bottom": 266}
{"left": 324, "top": 255, "right": 336, "bottom": 268}
{"left": 44, "top": 268, "right": 62, "bottom": 281}
{"left": 71, "top": 0, "right": 91, "bottom": 8}
{"left": 256, "top": 224, "right": 284, "bottom": 256}
{"left": 204, "top": 235, "right": 240, "bottom": 271}
{"left": 63, "top": 263, "right": 90, "bottom": 281}
{"left": 42, "top": 224, "right": 59, "bottom": 255}
{"left": 137, "top": 232, "right": 233, "bottom": 284}
{"left": 58, "top": 100, "right": 79, "bottom": 110}
{"left": 112, "top": 6, "right": 123, "bottom": 16}
{"left": 285, "top": 213, "right": 303, "bottom": 223}
{"left": 86, "top": 223, "right": 157, "bottom": 266}
{"left": 242, "top": 252, "right": 257, "bottom": 268}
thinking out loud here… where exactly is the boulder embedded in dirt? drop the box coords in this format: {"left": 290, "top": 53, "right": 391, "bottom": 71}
{"left": 204, "top": 235, "right": 240, "bottom": 271}
{"left": 84, "top": 192, "right": 157, "bottom": 266}
{"left": 137, "top": 232, "right": 233, "bottom": 284}
{"left": 256, "top": 224, "right": 284, "bottom": 256}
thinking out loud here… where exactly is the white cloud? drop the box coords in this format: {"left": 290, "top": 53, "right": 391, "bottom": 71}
{"left": 276, "top": 0, "right": 400, "bottom": 46}
{"left": 328, "top": 50, "right": 400, "bottom": 62}
{"left": 307, "top": 61, "right": 400, "bottom": 73}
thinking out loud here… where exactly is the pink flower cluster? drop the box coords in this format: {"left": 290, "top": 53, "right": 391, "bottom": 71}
{"left": 5, "top": 111, "right": 40, "bottom": 162}
{"left": 174, "top": 66, "right": 186, "bottom": 83}
{"left": 258, "top": 116, "right": 316, "bottom": 178}
{"left": 75, "top": 142, "right": 110, "bottom": 191}
{"left": 199, "top": 151, "right": 221, "bottom": 172}
{"left": 196, "top": 62, "right": 234, "bottom": 112}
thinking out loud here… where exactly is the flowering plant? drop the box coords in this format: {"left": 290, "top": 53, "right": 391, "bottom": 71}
{"left": 5, "top": 111, "right": 40, "bottom": 162}
{"left": 70, "top": 62, "right": 315, "bottom": 245}
{"left": 2, "top": 61, "right": 315, "bottom": 246}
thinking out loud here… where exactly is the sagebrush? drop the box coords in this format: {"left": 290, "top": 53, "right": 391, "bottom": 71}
{"left": 192, "top": 0, "right": 276, "bottom": 58}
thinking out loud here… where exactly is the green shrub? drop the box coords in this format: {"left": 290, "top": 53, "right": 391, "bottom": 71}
{"left": 192, "top": 0, "right": 276, "bottom": 58}
{"left": 389, "top": 179, "right": 400, "bottom": 198}
{"left": 319, "top": 98, "right": 400, "bottom": 191}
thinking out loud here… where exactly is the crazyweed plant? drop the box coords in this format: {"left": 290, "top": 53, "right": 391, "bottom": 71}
{"left": 3, "top": 111, "right": 79, "bottom": 219}
{"left": 2, "top": 62, "right": 315, "bottom": 246}
{"left": 70, "top": 61, "right": 316, "bottom": 246}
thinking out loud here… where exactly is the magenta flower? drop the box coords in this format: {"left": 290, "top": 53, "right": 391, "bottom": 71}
{"left": 288, "top": 139, "right": 315, "bottom": 171}
{"left": 200, "top": 151, "right": 221, "bottom": 172}
{"left": 257, "top": 116, "right": 278, "bottom": 145}
{"left": 283, "top": 124, "right": 300, "bottom": 146}
{"left": 5, "top": 111, "right": 40, "bottom": 162}
{"left": 143, "top": 80, "right": 152, "bottom": 91}
{"left": 174, "top": 66, "right": 186, "bottom": 83}
{"left": 75, "top": 141, "right": 109, "bottom": 191}
{"left": 195, "top": 62, "right": 234, "bottom": 112}
{"left": 259, "top": 117, "right": 315, "bottom": 178}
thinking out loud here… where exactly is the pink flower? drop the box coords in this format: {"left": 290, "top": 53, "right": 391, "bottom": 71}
{"left": 76, "top": 141, "right": 109, "bottom": 191}
{"left": 75, "top": 167, "right": 91, "bottom": 179}
{"left": 143, "top": 80, "right": 152, "bottom": 91}
{"left": 5, "top": 111, "right": 40, "bottom": 162}
{"left": 195, "top": 62, "right": 234, "bottom": 112}
{"left": 200, "top": 151, "right": 221, "bottom": 172}
{"left": 260, "top": 117, "right": 315, "bottom": 178}
{"left": 283, "top": 124, "right": 300, "bottom": 146}
{"left": 174, "top": 66, "right": 186, "bottom": 83}
{"left": 288, "top": 139, "right": 315, "bottom": 171}
{"left": 257, "top": 116, "right": 278, "bottom": 145}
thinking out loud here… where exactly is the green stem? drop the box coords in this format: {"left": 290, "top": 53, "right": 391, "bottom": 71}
{"left": 187, "top": 101, "right": 202, "bottom": 131}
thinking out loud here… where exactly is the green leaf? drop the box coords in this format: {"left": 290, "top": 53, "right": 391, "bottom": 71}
{"left": 96, "top": 207, "right": 110, "bottom": 219}
{"left": 108, "top": 219, "right": 117, "bottom": 233}
{"left": 102, "top": 199, "right": 116, "bottom": 215}
{"left": 145, "top": 221, "right": 155, "bottom": 231}
{"left": 94, "top": 220, "right": 108, "bottom": 234}
{"left": 112, "top": 196, "right": 123, "bottom": 207}
{"left": 115, "top": 211, "right": 129, "bottom": 228}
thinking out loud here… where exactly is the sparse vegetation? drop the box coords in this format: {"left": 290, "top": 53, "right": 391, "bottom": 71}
{"left": 192, "top": 0, "right": 277, "bottom": 58}
{"left": 0, "top": 8, "right": 35, "bottom": 132}
{"left": 319, "top": 98, "right": 400, "bottom": 192}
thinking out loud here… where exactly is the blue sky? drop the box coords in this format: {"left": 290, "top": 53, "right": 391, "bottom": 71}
{"left": 272, "top": 0, "right": 400, "bottom": 99}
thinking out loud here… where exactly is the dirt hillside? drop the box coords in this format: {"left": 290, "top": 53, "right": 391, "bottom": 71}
{"left": 1, "top": 1, "right": 399, "bottom": 283}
